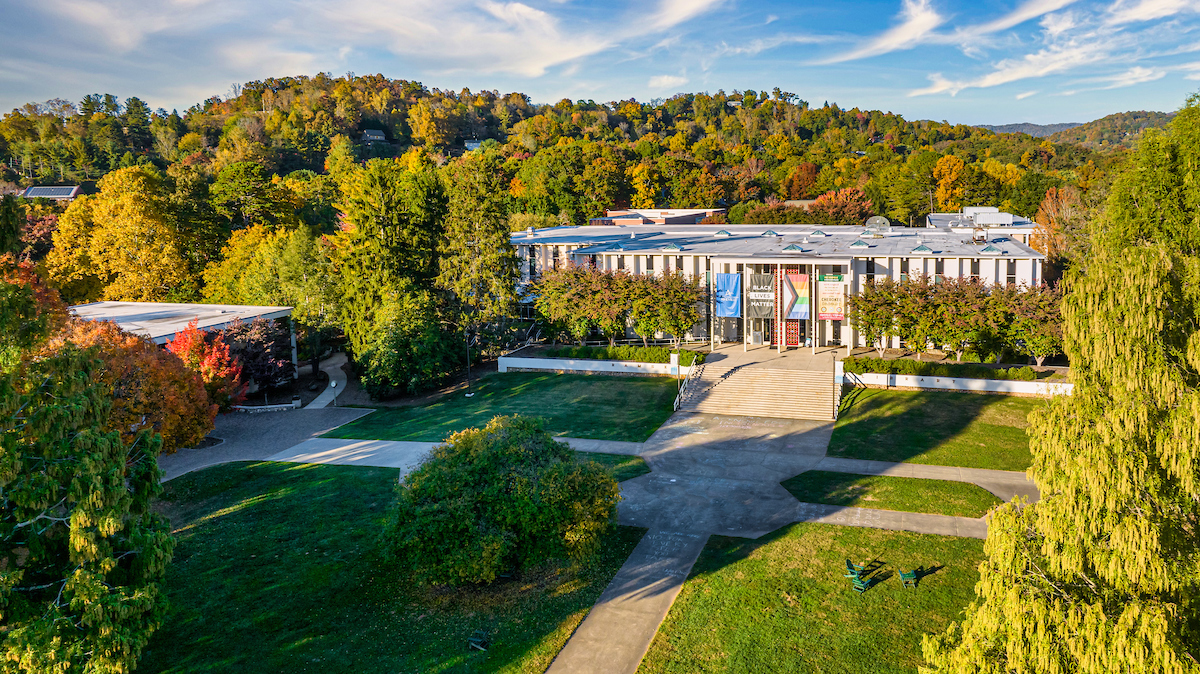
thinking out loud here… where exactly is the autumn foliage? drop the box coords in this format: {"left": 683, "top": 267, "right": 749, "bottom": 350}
{"left": 44, "top": 319, "right": 215, "bottom": 454}
{"left": 166, "top": 319, "right": 247, "bottom": 410}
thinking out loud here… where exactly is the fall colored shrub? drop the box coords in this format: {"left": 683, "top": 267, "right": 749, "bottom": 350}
{"left": 166, "top": 319, "right": 247, "bottom": 410}
{"left": 44, "top": 319, "right": 215, "bottom": 454}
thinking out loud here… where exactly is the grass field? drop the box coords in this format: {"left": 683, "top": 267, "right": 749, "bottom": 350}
{"left": 142, "top": 461, "right": 645, "bottom": 674}
{"left": 581, "top": 452, "right": 651, "bottom": 482}
{"left": 328, "top": 372, "right": 678, "bottom": 443}
{"left": 829, "top": 388, "right": 1040, "bottom": 471}
{"left": 639, "top": 523, "right": 985, "bottom": 674}
{"left": 781, "top": 471, "right": 1002, "bottom": 518}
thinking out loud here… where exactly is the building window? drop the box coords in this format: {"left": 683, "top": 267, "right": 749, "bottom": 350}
{"left": 865, "top": 259, "right": 876, "bottom": 282}
{"left": 1006, "top": 259, "right": 1017, "bottom": 285}
{"left": 676, "top": 255, "right": 684, "bottom": 272}
{"left": 900, "top": 258, "right": 909, "bottom": 283}
{"left": 552, "top": 246, "right": 561, "bottom": 270}
{"left": 934, "top": 258, "right": 945, "bottom": 283}
{"left": 646, "top": 256, "right": 654, "bottom": 272}
{"left": 970, "top": 259, "right": 980, "bottom": 278}
{"left": 588, "top": 255, "right": 597, "bottom": 268}
{"left": 529, "top": 255, "right": 537, "bottom": 278}
{"left": 618, "top": 256, "right": 625, "bottom": 270}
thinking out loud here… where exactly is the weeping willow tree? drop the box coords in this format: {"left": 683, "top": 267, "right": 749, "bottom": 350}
{"left": 922, "top": 96, "right": 1200, "bottom": 672}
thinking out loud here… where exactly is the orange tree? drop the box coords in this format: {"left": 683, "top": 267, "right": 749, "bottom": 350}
{"left": 44, "top": 319, "right": 215, "bottom": 454}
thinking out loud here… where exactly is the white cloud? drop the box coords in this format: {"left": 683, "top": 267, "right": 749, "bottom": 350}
{"left": 1016, "top": 90, "right": 1039, "bottom": 99}
{"left": 649, "top": 74, "right": 688, "bottom": 89}
{"left": 966, "top": 0, "right": 1080, "bottom": 35}
{"left": 822, "top": 0, "right": 944, "bottom": 63}
{"left": 1097, "top": 65, "right": 1168, "bottom": 86}
{"left": 1107, "top": 0, "right": 1200, "bottom": 24}
{"left": 645, "top": 0, "right": 726, "bottom": 31}
{"left": 910, "top": 40, "right": 1109, "bottom": 95}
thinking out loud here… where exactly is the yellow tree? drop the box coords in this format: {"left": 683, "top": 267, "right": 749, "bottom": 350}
{"left": 932, "top": 154, "right": 966, "bottom": 211}
{"left": 44, "top": 195, "right": 105, "bottom": 303}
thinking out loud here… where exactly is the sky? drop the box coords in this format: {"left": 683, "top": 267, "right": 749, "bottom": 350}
{"left": 2, "top": 0, "right": 1199, "bottom": 125}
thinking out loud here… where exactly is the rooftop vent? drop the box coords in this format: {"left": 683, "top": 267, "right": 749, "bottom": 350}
{"left": 783, "top": 243, "right": 806, "bottom": 252}
{"left": 864, "top": 215, "right": 891, "bottom": 234}
{"left": 526, "top": 227, "right": 535, "bottom": 236}
{"left": 761, "top": 230, "right": 779, "bottom": 237}
{"left": 911, "top": 243, "right": 933, "bottom": 254}
{"left": 810, "top": 230, "right": 828, "bottom": 238}
{"left": 661, "top": 243, "right": 682, "bottom": 251}
{"left": 979, "top": 244, "right": 1003, "bottom": 255}
{"left": 850, "top": 239, "right": 870, "bottom": 248}
{"left": 714, "top": 230, "right": 732, "bottom": 237}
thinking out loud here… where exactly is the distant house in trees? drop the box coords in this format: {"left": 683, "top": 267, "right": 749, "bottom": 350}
{"left": 588, "top": 208, "right": 726, "bottom": 226}
{"left": 464, "top": 140, "right": 483, "bottom": 151}
{"left": 360, "top": 129, "right": 387, "bottom": 145}
{"left": 21, "top": 185, "right": 82, "bottom": 201}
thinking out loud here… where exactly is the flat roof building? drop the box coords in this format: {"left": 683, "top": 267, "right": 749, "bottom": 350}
{"left": 926, "top": 207, "right": 1039, "bottom": 245}
{"left": 588, "top": 208, "right": 725, "bottom": 226}
{"left": 21, "top": 185, "right": 82, "bottom": 201}
{"left": 512, "top": 223, "right": 1044, "bottom": 350}
{"left": 71, "top": 301, "right": 293, "bottom": 345}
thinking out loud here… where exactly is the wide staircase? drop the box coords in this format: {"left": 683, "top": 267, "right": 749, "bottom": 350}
{"left": 677, "top": 361, "right": 839, "bottom": 421}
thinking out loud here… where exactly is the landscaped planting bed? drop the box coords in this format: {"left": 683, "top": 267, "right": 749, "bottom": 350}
{"left": 639, "top": 523, "right": 986, "bottom": 673}
{"left": 841, "top": 356, "right": 1053, "bottom": 381}
{"left": 327, "top": 372, "right": 678, "bottom": 443}
{"left": 781, "top": 471, "right": 1002, "bottom": 518}
{"left": 830, "top": 388, "right": 1039, "bottom": 471}
{"left": 544, "top": 345, "right": 705, "bottom": 366}
{"left": 143, "top": 461, "right": 645, "bottom": 674}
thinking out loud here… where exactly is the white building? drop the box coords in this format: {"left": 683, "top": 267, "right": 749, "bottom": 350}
{"left": 512, "top": 221, "right": 1044, "bottom": 350}
{"left": 926, "top": 206, "right": 1039, "bottom": 246}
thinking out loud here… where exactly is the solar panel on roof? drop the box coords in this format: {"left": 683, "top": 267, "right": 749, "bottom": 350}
{"left": 23, "top": 186, "right": 78, "bottom": 198}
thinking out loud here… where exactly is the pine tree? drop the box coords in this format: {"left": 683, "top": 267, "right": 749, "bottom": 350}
{"left": 922, "top": 95, "right": 1200, "bottom": 674}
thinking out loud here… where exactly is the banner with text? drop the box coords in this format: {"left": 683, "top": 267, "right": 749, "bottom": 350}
{"left": 782, "top": 273, "right": 809, "bottom": 320}
{"left": 713, "top": 273, "right": 742, "bottom": 318}
{"left": 817, "top": 281, "right": 844, "bottom": 321}
{"left": 746, "top": 274, "right": 775, "bottom": 319}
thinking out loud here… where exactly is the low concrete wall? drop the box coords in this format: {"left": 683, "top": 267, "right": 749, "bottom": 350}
{"left": 498, "top": 356, "right": 694, "bottom": 377}
{"left": 835, "top": 361, "right": 1073, "bottom": 397}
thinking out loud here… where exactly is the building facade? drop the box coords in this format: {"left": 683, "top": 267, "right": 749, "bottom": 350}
{"left": 512, "top": 221, "right": 1044, "bottom": 350}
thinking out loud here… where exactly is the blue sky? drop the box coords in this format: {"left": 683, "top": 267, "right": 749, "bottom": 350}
{"left": 2, "top": 0, "right": 1199, "bottom": 124}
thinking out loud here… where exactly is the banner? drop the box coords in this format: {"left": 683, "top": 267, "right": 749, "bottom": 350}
{"left": 713, "top": 273, "right": 742, "bottom": 318}
{"left": 746, "top": 274, "right": 775, "bottom": 319}
{"left": 782, "top": 273, "right": 809, "bottom": 320}
{"left": 817, "top": 281, "right": 844, "bottom": 321}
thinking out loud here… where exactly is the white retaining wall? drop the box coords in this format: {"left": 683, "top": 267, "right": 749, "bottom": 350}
{"left": 835, "top": 361, "right": 1073, "bottom": 397}
{"left": 498, "top": 356, "right": 694, "bottom": 377}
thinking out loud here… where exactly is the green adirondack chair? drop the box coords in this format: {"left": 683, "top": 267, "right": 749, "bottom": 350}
{"left": 850, "top": 576, "right": 871, "bottom": 594}
{"left": 900, "top": 569, "right": 918, "bottom": 589}
{"left": 468, "top": 630, "right": 490, "bottom": 651}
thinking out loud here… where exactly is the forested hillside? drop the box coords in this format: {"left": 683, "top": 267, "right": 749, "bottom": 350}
{"left": 1046, "top": 110, "right": 1175, "bottom": 149}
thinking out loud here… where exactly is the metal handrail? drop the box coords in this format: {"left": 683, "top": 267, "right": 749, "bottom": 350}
{"left": 673, "top": 359, "right": 705, "bottom": 411}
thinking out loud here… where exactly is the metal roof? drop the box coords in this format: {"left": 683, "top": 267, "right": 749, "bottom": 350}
{"left": 511, "top": 224, "right": 1044, "bottom": 260}
{"left": 21, "top": 186, "right": 81, "bottom": 200}
{"left": 71, "top": 301, "right": 293, "bottom": 345}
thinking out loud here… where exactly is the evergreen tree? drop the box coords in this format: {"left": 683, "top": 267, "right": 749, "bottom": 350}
{"left": 922, "top": 96, "right": 1200, "bottom": 674}
{"left": 0, "top": 195, "right": 22, "bottom": 255}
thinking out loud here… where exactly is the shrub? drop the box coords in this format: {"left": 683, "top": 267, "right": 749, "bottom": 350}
{"left": 165, "top": 319, "right": 246, "bottom": 410}
{"left": 842, "top": 357, "right": 1040, "bottom": 381}
{"left": 546, "top": 345, "right": 705, "bottom": 366}
{"left": 382, "top": 415, "right": 619, "bottom": 586}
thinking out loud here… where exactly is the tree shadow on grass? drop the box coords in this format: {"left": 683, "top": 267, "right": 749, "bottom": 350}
{"left": 143, "top": 461, "right": 646, "bottom": 674}
{"left": 829, "top": 387, "right": 1039, "bottom": 470}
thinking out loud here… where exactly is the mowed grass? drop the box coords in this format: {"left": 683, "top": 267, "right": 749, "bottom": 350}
{"left": 781, "top": 471, "right": 1002, "bottom": 518}
{"left": 581, "top": 452, "right": 651, "bottom": 482}
{"left": 142, "top": 461, "right": 645, "bottom": 674}
{"left": 328, "top": 372, "right": 678, "bottom": 443}
{"left": 830, "top": 388, "right": 1041, "bottom": 471}
{"left": 639, "top": 524, "right": 985, "bottom": 674}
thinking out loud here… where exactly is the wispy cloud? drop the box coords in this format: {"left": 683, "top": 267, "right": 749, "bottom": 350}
{"left": 1107, "top": 0, "right": 1200, "bottom": 24}
{"left": 910, "top": 39, "right": 1109, "bottom": 95}
{"left": 649, "top": 73, "right": 689, "bottom": 89}
{"left": 1096, "top": 65, "right": 1168, "bottom": 86}
{"left": 823, "top": 0, "right": 944, "bottom": 63}
{"left": 1016, "top": 90, "right": 1039, "bottom": 98}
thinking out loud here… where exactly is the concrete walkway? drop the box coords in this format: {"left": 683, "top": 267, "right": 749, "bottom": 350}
{"left": 304, "top": 352, "right": 349, "bottom": 409}
{"left": 793, "top": 501, "right": 987, "bottom": 539}
{"left": 812, "top": 456, "right": 1038, "bottom": 502}
{"left": 159, "top": 407, "right": 373, "bottom": 481}
{"left": 546, "top": 529, "right": 709, "bottom": 674}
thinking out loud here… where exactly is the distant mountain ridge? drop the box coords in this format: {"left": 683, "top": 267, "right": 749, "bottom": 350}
{"left": 1046, "top": 110, "right": 1176, "bottom": 149}
{"left": 978, "top": 122, "right": 1082, "bottom": 137}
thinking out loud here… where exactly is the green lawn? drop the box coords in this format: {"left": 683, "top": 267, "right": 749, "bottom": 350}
{"left": 329, "top": 372, "right": 678, "bottom": 443}
{"left": 580, "top": 452, "right": 651, "bottom": 482}
{"left": 781, "top": 471, "right": 1002, "bottom": 518}
{"left": 142, "top": 461, "right": 645, "bottom": 674}
{"left": 830, "top": 388, "right": 1040, "bottom": 470}
{"left": 639, "top": 524, "right": 985, "bottom": 674}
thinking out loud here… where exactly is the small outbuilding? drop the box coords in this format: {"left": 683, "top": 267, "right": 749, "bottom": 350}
{"left": 21, "top": 185, "right": 82, "bottom": 201}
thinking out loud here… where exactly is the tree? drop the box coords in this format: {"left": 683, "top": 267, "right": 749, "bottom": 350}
{"left": 1, "top": 330, "right": 174, "bottom": 672}
{"left": 627, "top": 272, "right": 665, "bottom": 347}
{"left": 806, "top": 187, "right": 874, "bottom": 226}
{"left": 382, "top": 415, "right": 618, "bottom": 585}
{"left": 848, "top": 277, "right": 899, "bottom": 357}
{"left": 437, "top": 153, "right": 520, "bottom": 377}
{"left": 534, "top": 264, "right": 594, "bottom": 344}
{"left": 165, "top": 319, "right": 246, "bottom": 410}
{"left": 783, "top": 162, "right": 818, "bottom": 199}
{"left": 655, "top": 270, "right": 704, "bottom": 347}
{"left": 43, "top": 318, "right": 215, "bottom": 454}
{"left": 222, "top": 317, "right": 296, "bottom": 391}
{"left": 0, "top": 194, "right": 21, "bottom": 255}
{"left": 932, "top": 154, "right": 966, "bottom": 211}
{"left": 201, "top": 224, "right": 283, "bottom": 305}
{"left": 210, "top": 161, "right": 296, "bottom": 229}
{"left": 922, "top": 97, "right": 1200, "bottom": 673}
{"left": 409, "top": 98, "right": 459, "bottom": 147}
{"left": 0, "top": 255, "right": 68, "bottom": 369}
{"left": 273, "top": 228, "right": 341, "bottom": 376}
{"left": 44, "top": 195, "right": 106, "bottom": 304}
{"left": 1010, "top": 283, "right": 1062, "bottom": 366}
{"left": 929, "top": 277, "right": 989, "bottom": 361}
{"left": 894, "top": 275, "right": 937, "bottom": 360}
{"left": 358, "top": 284, "right": 459, "bottom": 399}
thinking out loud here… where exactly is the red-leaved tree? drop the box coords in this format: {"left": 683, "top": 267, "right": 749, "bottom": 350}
{"left": 806, "top": 187, "right": 874, "bottom": 226}
{"left": 166, "top": 319, "right": 246, "bottom": 410}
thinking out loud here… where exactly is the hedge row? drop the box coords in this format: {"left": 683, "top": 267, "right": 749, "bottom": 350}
{"left": 545, "top": 345, "right": 706, "bottom": 366}
{"left": 842, "top": 357, "right": 1040, "bottom": 381}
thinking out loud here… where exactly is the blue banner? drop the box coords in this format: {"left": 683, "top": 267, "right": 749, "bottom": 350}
{"left": 713, "top": 273, "right": 742, "bottom": 317}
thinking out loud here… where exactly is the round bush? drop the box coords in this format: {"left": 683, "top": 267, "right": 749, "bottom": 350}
{"left": 382, "top": 415, "right": 619, "bottom": 586}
